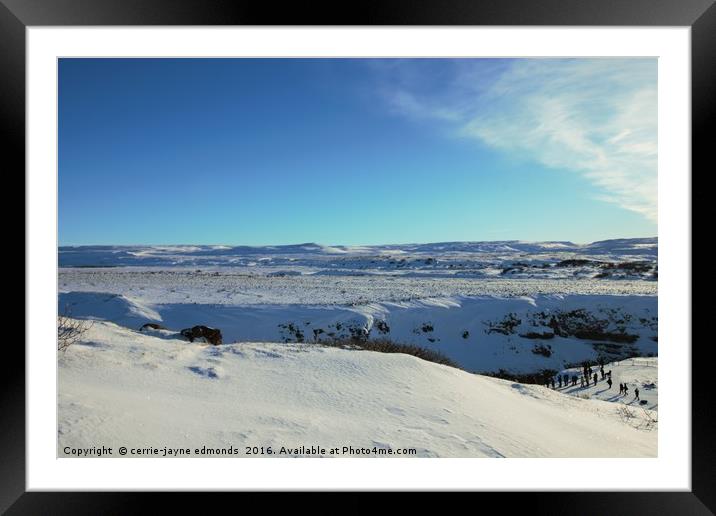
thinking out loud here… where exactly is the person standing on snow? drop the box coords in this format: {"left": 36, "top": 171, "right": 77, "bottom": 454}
{"left": 607, "top": 377, "right": 612, "bottom": 389}
{"left": 619, "top": 383, "right": 624, "bottom": 395}
{"left": 593, "top": 373, "right": 598, "bottom": 386}
{"left": 634, "top": 387, "right": 640, "bottom": 401}
{"left": 580, "top": 376, "right": 585, "bottom": 388}
{"left": 623, "top": 384, "right": 629, "bottom": 397}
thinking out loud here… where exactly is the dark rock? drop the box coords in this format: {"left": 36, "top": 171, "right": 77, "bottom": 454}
{"left": 616, "top": 261, "right": 653, "bottom": 272}
{"left": 375, "top": 320, "right": 390, "bottom": 334}
{"left": 348, "top": 324, "right": 369, "bottom": 341}
{"left": 519, "top": 331, "right": 555, "bottom": 340}
{"left": 572, "top": 330, "right": 638, "bottom": 343}
{"left": 484, "top": 313, "right": 521, "bottom": 335}
{"left": 556, "top": 259, "right": 597, "bottom": 267}
{"left": 180, "top": 325, "right": 223, "bottom": 345}
{"left": 139, "top": 323, "right": 167, "bottom": 331}
{"left": 531, "top": 344, "right": 552, "bottom": 357}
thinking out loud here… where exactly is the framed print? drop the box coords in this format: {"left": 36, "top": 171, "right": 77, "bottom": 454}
{"left": 6, "top": 0, "right": 714, "bottom": 510}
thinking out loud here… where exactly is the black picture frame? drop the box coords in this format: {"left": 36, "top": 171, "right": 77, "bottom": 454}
{"left": 6, "top": 0, "right": 713, "bottom": 511}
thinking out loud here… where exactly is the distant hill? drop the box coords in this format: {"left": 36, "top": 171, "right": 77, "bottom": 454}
{"left": 59, "top": 237, "right": 657, "bottom": 268}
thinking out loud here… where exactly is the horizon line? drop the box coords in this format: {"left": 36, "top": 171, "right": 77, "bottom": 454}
{"left": 58, "top": 236, "right": 658, "bottom": 249}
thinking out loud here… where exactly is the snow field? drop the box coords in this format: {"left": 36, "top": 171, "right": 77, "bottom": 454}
{"left": 59, "top": 321, "right": 657, "bottom": 458}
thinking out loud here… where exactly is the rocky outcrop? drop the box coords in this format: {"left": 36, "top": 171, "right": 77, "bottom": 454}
{"left": 139, "top": 323, "right": 167, "bottom": 331}
{"left": 519, "top": 331, "right": 555, "bottom": 340}
{"left": 180, "top": 325, "right": 223, "bottom": 345}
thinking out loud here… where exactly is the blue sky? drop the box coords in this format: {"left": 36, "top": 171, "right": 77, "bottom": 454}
{"left": 59, "top": 58, "right": 657, "bottom": 246}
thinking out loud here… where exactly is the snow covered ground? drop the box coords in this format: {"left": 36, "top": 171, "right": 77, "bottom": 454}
{"left": 558, "top": 358, "right": 658, "bottom": 411}
{"left": 59, "top": 268, "right": 656, "bottom": 306}
{"left": 58, "top": 238, "right": 658, "bottom": 374}
{"left": 59, "top": 321, "right": 657, "bottom": 458}
{"left": 57, "top": 238, "right": 658, "bottom": 457}
{"left": 58, "top": 239, "right": 657, "bottom": 282}
{"left": 59, "top": 291, "right": 657, "bottom": 373}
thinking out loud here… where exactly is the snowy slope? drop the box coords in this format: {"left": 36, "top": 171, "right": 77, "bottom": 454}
{"left": 59, "top": 292, "right": 657, "bottom": 374}
{"left": 58, "top": 321, "right": 657, "bottom": 458}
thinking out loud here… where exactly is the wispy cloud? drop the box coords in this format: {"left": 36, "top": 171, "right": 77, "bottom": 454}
{"left": 377, "top": 59, "right": 657, "bottom": 222}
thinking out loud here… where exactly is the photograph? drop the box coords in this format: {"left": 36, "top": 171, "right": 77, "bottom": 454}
{"left": 57, "top": 57, "right": 659, "bottom": 459}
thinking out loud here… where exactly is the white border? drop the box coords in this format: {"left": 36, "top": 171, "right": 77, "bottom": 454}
{"left": 27, "top": 27, "right": 691, "bottom": 490}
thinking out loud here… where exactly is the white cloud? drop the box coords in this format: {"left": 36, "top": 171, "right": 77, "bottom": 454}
{"left": 380, "top": 59, "right": 658, "bottom": 222}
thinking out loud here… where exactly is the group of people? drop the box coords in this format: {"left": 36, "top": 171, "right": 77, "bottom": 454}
{"left": 543, "top": 360, "right": 640, "bottom": 401}
{"left": 619, "top": 382, "right": 640, "bottom": 400}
